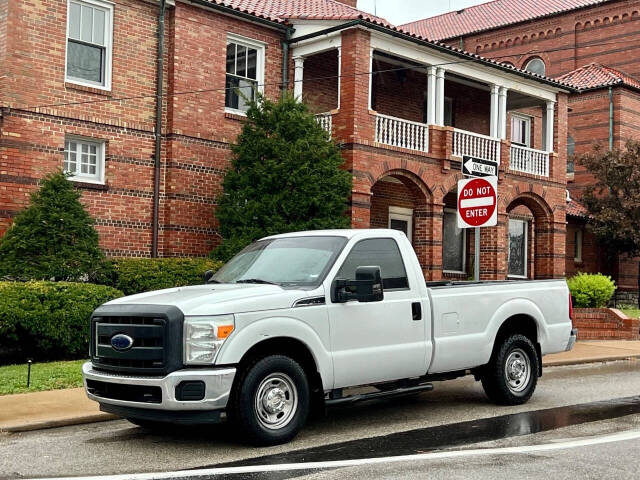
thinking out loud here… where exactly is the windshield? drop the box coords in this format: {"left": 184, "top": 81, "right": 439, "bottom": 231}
{"left": 211, "top": 236, "right": 347, "bottom": 287}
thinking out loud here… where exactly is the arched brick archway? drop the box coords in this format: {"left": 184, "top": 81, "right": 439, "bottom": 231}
{"left": 506, "top": 192, "right": 557, "bottom": 279}
{"left": 365, "top": 169, "right": 436, "bottom": 280}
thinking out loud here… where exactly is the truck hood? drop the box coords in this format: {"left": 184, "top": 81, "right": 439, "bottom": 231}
{"left": 105, "top": 283, "right": 317, "bottom": 316}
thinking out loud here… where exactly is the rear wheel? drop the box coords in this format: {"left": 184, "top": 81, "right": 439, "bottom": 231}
{"left": 481, "top": 334, "right": 538, "bottom": 405}
{"left": 228, "top": 355, "right": 310, "bottom": 446}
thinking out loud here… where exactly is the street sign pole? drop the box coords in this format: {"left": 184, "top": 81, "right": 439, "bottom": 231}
{"left": 474, "top": 227, "right": 480, "bottom": 281}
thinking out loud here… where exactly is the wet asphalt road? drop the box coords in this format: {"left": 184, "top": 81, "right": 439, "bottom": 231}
{"left": 1, "top": 359, "right": 639, "bottom": 479}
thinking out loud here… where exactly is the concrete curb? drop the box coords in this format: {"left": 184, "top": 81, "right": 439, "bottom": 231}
{"left": 2, "top": 413, "right": 118, "bottom": 433}
{"left": 543, "top": 353, "right": 640, "bottom": 367}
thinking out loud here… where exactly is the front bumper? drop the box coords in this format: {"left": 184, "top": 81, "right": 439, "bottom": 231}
{"left": 82, "top": 362, "right": 236, "bottom": 411}
{"left": 566, "top": 328, "right": 578, "bottom": 351}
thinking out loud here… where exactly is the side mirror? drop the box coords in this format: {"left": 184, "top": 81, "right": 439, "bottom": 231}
{"left": 203, "top": 270, "right": 215, "bottom": 283}
{"left": 332, "top": 266, "right": 384, "bottom": 303}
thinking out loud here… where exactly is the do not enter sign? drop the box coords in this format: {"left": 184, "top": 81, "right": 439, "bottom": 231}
{"left": 457, "top": 176, "right": 498, "bottom": 228}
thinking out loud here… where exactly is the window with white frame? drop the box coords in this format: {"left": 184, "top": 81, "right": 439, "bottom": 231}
{"left": 64, "top": 137, "right": 105, "bottom": 183}
{"left": 574, "top": 228, "right": 583, "bottom": 262}
{"left": 66, "top": 0, "right": 113, "bottom": 89}
{"left": 511, "top": 114, "right": 531, "bottom": 147}
{"left": 508, "top": 218, "right": 528, "bottom": 278}
{"left": 443, "top": 209, "right": 466, "bottom": 273}
{"left": 388, "top": 206, "right": 413, "bottom": 244}
{"left": 225, "top": 35, "right": 264, "bottom": 113}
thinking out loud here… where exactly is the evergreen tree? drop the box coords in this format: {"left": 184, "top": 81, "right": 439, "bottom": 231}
{"left": 212, "top": 94, "right": 352, "bottom": 260}
{"left": 0, "top": 171, "right": 104, "bottom": 281}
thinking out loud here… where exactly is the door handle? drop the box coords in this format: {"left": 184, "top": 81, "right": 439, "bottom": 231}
{"left": 412, "top": 302, "right": 422, "bottom": 321}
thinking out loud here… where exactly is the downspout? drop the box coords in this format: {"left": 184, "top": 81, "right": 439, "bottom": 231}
{"left": 281, "top": 28, "right": 293, "bottom": 96}
{"left": 608, "top": 86, "right": 614, "bottom": 151}
{"left": 152, "top": 0, "right": 166, "bottom": 258}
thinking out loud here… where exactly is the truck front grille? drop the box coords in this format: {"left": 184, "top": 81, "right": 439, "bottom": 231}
{"left": 86, "top": 380, "right": 162, "bottom": 404}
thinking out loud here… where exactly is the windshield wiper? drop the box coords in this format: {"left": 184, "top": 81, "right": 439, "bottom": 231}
{"left": 236, "top": 278, "right": 279, "bottom": 285}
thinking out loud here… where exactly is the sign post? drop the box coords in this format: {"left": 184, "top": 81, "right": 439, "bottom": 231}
{"left": 457, "top": 176, "right": 498, "bottom": 281}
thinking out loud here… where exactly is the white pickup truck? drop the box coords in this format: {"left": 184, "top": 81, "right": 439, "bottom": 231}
{"left": 83, "top": 229, "right": 576, "bottom": 445}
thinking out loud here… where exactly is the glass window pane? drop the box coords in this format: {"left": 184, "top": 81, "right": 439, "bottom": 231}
{"left": 81, "top": 5, "right": 94, "bottom": 43}
{"left": 508, "top": 219, "right": 527, "bottom": 277}
{"left": 389, "top": 219, "right": 408, "bottom": 236}
{"left": 93, "top": 9, "right": 105, "bottom": 45}
{"left": 236, "top": 45, "right": 246, "bottom": 77}
{"left": 69, "top": 2, "right": 81, "bottom": 39}
{"left": 247, "top": 48, "right": 257, "bottom": 79}
{"left": 237, "top": 78, "right": 256, "bottom": 112}
{"left": 337, "top": 238, "right": 409, "bottom": 290}
{"left": 443, "top": 212, "right": 464, "bottom": 272}
{"left": 67, "top": 40, "right": 103, "bottom": 83}
{"left": 226, "top": 43, "right": 236, "bottom": 74}
{"left": 225, "top": 75, "right": 239, "bottom": 110}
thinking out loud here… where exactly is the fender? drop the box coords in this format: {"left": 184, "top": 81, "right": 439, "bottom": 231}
{"left": 483, "top": 297, "right": 550, "bottom": 363}
{"left": 215, "top": 316, "right": 334, "bottom": 390}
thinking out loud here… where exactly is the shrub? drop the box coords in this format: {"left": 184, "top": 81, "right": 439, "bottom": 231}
{"left": 106, "top": 257, "right": 224, "bottom": 296}
{"left": 0, "top": 282, "right": 123, "bottom": 363}
{"left": 0, "top": 171, "right": 104, "bottom": 281}
{"left": 567, "top": 272, "right": 616, "bottom": 308}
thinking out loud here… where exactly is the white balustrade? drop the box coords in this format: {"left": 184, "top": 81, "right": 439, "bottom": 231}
{"left": 452, "top": 129, "right": 501, "bottom": 164}
{"left": 315, "top": 112, "right": 332, "bottom": 136}
{"left": 509, "top": 145, "right": 550, "bottom": 177}
{"left": 375, "top": 113, "right": 429, "bottom": 153}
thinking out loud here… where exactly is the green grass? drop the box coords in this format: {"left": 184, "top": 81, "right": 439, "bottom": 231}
{"left": 0, "top": 359, "right": 86, "bottom": 396}
{"left": 619, "top": 307, "right": 640, "bottom": 319}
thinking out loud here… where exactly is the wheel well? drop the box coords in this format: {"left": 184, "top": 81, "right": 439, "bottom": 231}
{"left": 236, "top": 337, "right": 324, "bottom": 399}
{"left": 493, "top": 314, "right": 542, "bottom": 376}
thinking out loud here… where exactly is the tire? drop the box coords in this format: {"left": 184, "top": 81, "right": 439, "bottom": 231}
{"left": 481, "top": 334, "right": 539, "bottom": 405}
{"left": 228, "top": 355, "right": 310, "bottom": 446}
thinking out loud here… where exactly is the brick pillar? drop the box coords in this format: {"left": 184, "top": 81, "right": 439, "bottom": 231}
{"left": 414, "top": 203, "right": 434, "bottom": 280}
{"left": 553, "top": 92, "right": 569, "bottom": 183}
{"left": 333, "top": 29, "right": 374, "bottom": 146}
{"left": 351, "top": 191, "right": 371, "bottom": 229}
{"left": 430, "top": 203, "right": 444, "bottom": 281}
{"left": 480, "top": 212, "right": 508, "bottom": 280}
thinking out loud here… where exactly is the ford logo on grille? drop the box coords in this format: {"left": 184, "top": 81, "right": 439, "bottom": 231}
{"left": 111, "top": 334, "right": 134, "bottom": 351}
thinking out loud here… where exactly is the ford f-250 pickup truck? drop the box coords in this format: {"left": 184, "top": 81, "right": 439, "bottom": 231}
{"left": 83, "top": 229, "right": 577, "bottom": 445}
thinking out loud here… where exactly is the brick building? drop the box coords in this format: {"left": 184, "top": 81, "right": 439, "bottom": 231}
{"left": 0, "top": 0, "right": 571, "bottom": 281}
{"left": 403, "top": 0, "right": 640, "bottom": 290}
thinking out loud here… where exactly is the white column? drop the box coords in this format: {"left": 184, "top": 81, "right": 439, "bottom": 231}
{"left": 368, "top": 48, "right": 374, "bottom": 110}
{"left": 489, "top": 84, "right": 500, "bottom": 137}
{"left": 498, "top": 87, "right": 508, "bottom": 140}
{"left": 337, "top": 47, "right": 342, "bottom": 110}
{"left": 545, "top": 100, "right": 555, "bottom": 152}
{"left": 436, "top": 68, "right": 445, "bottom": 126}
{"left": 427, "top": 66, "right": 437, "bottom": 125}
{"left": 293, "top": 56, "right": 304, "bottom": 100}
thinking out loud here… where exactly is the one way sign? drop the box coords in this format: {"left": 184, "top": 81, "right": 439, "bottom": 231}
{"left": 462, "top": 156, "right": 498, "bottom": 178}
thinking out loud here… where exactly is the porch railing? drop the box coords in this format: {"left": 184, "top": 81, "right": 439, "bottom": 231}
{"left": 452, "top": 129, "right": 501, "bottom": 164}
{"left": 509, "top": 145, "right": 550, "bottom": 177}
{"left": 375, "top": 113, "right": 429, "bottom": 153}
{"left": 315, "top": 112, "right": 332, "bottom": 136}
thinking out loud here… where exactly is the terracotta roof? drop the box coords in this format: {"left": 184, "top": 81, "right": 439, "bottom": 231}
{"left": 400, "top": 0, "right": 611, "bottom": 41}
{"left": 556, "top": 63, "right": 640, "bottom": 91}
{"left": 567, "top": 198, "right": 590, "bottom": 218}
{"left": 202, "top": 0, "right": 391, "bottom": 24}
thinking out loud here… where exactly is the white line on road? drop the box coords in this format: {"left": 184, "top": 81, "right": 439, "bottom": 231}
{"left": 34, "top": 429, "right": 640, "bottom": 480}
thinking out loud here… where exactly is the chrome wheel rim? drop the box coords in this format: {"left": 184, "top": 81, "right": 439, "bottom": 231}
{"left": 504, "top": 348, "right": 531, "bottom": 393}
{"left": 254, "top": 373, "right": 298, "bottom": 430}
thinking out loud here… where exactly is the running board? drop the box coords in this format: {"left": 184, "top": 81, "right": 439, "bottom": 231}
{"left": 325, "top": 383, "right": 434, "bottom": 407}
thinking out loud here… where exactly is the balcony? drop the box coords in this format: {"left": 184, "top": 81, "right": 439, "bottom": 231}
{"left": 510, "top": 145, "right": 550, "bottom": 177}
{"left": 315, "top": 112, "right": 333, "bottom": 136}
{"left": 452, "top": 129, "right": 501, "bottom": 164}
{"left": 375, "top": 113, "right": 429, "bottom": 153}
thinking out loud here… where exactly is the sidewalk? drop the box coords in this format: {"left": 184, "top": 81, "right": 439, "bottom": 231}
{"left": 2, "top": 341, "right": 640, "bottom": 433}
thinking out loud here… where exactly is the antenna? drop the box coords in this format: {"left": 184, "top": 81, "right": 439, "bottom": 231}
{"left": 374, "top": 0, "right": 377, "bottom": 16}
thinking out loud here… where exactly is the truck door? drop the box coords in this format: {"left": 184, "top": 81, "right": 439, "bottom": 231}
{"left": 327, "top": 237, "right": 427, "bottom": 388}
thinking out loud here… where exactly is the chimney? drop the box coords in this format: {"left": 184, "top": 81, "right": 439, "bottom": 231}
{"left": 337, "top": 0, "right": 358, "bottom": 7}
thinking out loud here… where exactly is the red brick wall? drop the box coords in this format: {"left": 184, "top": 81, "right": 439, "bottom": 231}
{"left": 303, "top": 50, "right": 339, "bottom": 113}
{"left": 573, "top": 307, "right": 640, "bottom": 340}
{"left": 372, "top": 59, "right": 427, "bottom": 123}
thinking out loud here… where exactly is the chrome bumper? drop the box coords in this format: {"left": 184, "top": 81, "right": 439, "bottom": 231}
{"left": 82, "top": 362, "right": 235, "bottom": 411}
{"left": 566, "top": 328, "right": 578, "bottom": 351}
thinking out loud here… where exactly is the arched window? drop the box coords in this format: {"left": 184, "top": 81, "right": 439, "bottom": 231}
{"left": 524, "top": 57, "right": 546, "bottom": 76}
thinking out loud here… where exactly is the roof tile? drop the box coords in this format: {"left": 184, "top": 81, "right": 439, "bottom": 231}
{"left": 567, "top": 197, "right": 589, "bottom": 218}
{"left": 557, "top": 63, "right": 640, "bottom": 91}
{"left": 401, "top": 0, "right": 611, "bottom": 41}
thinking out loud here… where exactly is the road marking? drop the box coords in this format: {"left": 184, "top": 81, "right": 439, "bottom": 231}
{"left": 35, "top": 429, "right": 640, "bottom": 480}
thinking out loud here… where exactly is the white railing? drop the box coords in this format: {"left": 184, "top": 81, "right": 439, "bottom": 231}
{"left": 452, "top": 129, "right": 501, "bottom": 164}
{"left": 315, "top": 112, "right": 332, "bottom": 136}
{"left": 375, "top": 113, "right": 429, "bottom": 153}
{"left": 509, "top": 145, "right": 550, "bottom": 177}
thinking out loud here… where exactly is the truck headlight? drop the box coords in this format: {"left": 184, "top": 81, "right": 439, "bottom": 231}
{"left": 183, "top": 314, "right": 235, "bottom": 365}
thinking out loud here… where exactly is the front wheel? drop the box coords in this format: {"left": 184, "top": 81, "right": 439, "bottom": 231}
{"left": 481, "top": 334, "right": 539, "bottom": 405}
{"left": 228, "top": 355, "right": 310, "bottom": 446}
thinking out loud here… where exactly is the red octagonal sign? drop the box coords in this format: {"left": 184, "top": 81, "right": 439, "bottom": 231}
{"left": 457, "top": 176, "right": 498, "bottom": 228}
